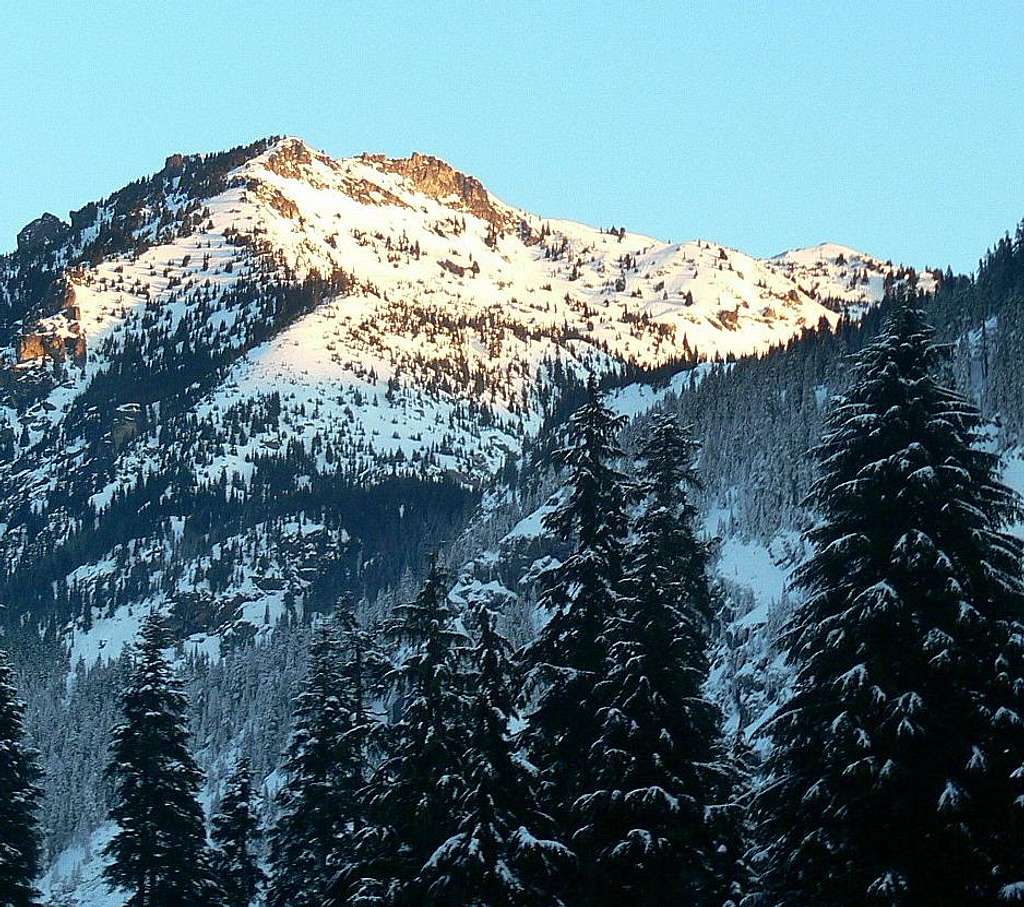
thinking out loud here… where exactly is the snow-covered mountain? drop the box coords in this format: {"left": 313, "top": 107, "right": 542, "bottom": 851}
{"left": 9, "top": 137, "right": 1017, "bottom": 907}
{"left": 0, "top": 136, "right": 933, "bottom": 662}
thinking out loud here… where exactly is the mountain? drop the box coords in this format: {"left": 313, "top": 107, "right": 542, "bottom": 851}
{"left": 6, "top": 138, "right": 1020, "bottom": 907}
{"left": 0, "top": 136, "right": 935, "bottom": 663}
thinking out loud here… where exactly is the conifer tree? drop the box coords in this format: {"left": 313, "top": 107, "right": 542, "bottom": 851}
{"left": 756, "top": 292, "right": 1024, "bottom": 906}
{"left": 574, "top": 412, "right": 732, "bottom": 906}
{"left": 0, "top": 645, "right": 42, "bottom": 907}
{"left": 210, "top": 756, "right": 265, "bottom": 907}
{"left": 521, "top": 375, "right": 634, "bottom": 827}
{"left": 351, "top": 557, "right": 471, "bottom": 907}
{"left": 335, "top": 599, "right": 390, "bottom": 817}
{"left": 103, "top": 612, "right": 219, "bottom": 906}
{"left": 325, "top": 601, "right": 390, "bottom": 907}
{"left": 419, "top": 603, "right": 573, "bottom": 907}
{"left": 266, "top": 619, "right": 359, "bottom": 907}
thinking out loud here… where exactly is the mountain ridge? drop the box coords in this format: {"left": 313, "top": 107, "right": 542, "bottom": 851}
{"left": 0, "top": 136, "right": 937, "bottom": 662}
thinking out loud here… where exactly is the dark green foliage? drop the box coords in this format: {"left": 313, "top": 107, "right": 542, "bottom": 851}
{"left": 351, "top": 558, "right": 471, "bottom": 907}
{"left": 210, "top": 756, "right": 265, "bottom": 907}
{"left": 575, "top": 413, "right": 733, "bottom": 906}
{"left": 266, "top": 620, "right": 359, "bottom": 907}
{"left": 103, "top": 612, "right": 218, "bottom": 906}
{"left": 324, "top": 601, "right": 390, "bottom": 907}
{"left": 0, "top": 644, "right": 42, "bottom": 907}
{"left": 757, "top": 293, "right": 1024, "bottom": 906}
{"left": 418, "top": 603, "right": 573, "bottom": 907}
{"left": 521, "top": 376, "right": 635, "bottom": 828}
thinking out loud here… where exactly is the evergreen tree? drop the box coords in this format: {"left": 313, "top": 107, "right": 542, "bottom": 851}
{"left": 351, "top": 557, "right": 471, "bottom": 907}
{"left": 521, "top": 375, "right": 634, "bottom": 828}
{"left": 0, "top": 645, "right": 42, "bottom": 907}
{"left": 325, "top": 600, "right": 390, "bottom": 907}
{"left": 335, "top": 599, "right": 390, "bottom": 823}
{"left": 419, "top": 603, "right": 573, "bottom": 907}
{"left": 574, "top": 412, "right": 733, "bottom": 906}
{"left": 103, "top": 612, "right": 218, "bottom": 906}
{"left": 266, "top": 619, "right": 358, "bottom": 907}
{"left": 756, "top": 292, "right": 1024, "bottom": 906}
{"left": 210, "top": 756, "right": 265, "bottom": 907}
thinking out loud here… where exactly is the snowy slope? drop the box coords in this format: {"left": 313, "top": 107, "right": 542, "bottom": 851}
{"left": 3, "top": 138, "right": 930, "bottom": 485}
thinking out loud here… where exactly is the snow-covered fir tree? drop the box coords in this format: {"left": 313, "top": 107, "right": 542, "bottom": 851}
{"left": 210, "top": 755, "right": 265, "bottom": 907}
{"left": 324, "top": 600, "right": 390, "bottom": 906}
{"left": 267, "top": 619, "right": 360, "bottom": 907}
{"left": 350, "top": 557, "right": 471, "bottom": 907}
{"left": 0, "top": 644, "right": 42, "bottom": 907}
{"left": 334, "top": 599, "right": 390, "bottom": 808}
{"left": 755, "top": 291, "right": 1024, "bottom": 906}
{"left": 418, "top": 603, "right": 573, "bottom": 907}
{"left": 103, "top": 612, "right": 219, "bottom": 906}
{"left": 520, "top": 375, "right": 634, "bottom": 839}
{"left": 573, "top": 412, "right": 733, "bottom": 907}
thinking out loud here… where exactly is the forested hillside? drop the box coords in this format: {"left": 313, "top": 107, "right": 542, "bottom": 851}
{"left": 1, "top": 138, "right": 1022, "bottom": 905}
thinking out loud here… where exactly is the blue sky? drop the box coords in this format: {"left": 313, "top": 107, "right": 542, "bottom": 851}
{"left": 2, "top": 1, "right": 1022, "bottom": 272}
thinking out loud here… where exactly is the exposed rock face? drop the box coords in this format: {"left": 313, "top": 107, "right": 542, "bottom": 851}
{"left": 254, "top": 184, "right": 300, "bottom": 220}
{"left": 263, "top": 138, "right": 338, "bottom": 189}
{"left": 17, "top": 324, "right": 86, "bottom": 365}
{"left": 70, "top": 202, "right": 98, "bottom": 232}
{"left": 163, "top": 153, "right": 186, "bottom": 174}
{"left": 378, "top": 152, "right": 518, "bottom": 234}
{"left": 17, "top": 286, "right": 86, "bottom": 365}
{"left": 16, "top": 213, "right": 70, "bottom": 252}
{"left": 111, "top": 403, "right": 143, "bottom": 452}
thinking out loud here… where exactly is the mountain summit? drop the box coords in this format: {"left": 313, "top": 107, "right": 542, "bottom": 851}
{"left": 0, "top": 136, "right": 932, "bottom": 658}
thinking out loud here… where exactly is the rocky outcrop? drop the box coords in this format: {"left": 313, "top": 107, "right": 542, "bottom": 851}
{"left": 376, "top": 152, "right": 520, "bottom": 235}
{"left": 17, "top": 286, "right": 85, "bottom": 366}
{"left": 17, "top": 323, "right": 86, "bottom": 365}
{"left": 262, "top": 138, "right": 338, "bottom": 189}
{"left": 163, "top": 153, "right": 186, "bottom": 174}
{"left": 70, "top": 202, "right": 98, "bottom": 232}
{"left": 16, "top": 213, "right": 70, "bottom": 252}
{"left": 252, "top": 183, "right": 300, "bottom": 220}
{"left": 111, "top": 403, "right": 143, "bottom": 452}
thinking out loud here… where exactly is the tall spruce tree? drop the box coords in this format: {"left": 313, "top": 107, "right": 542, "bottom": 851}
{"left": 573, "top": 412, "right": 734, "bottom": 906}
{"left": 335, "top": 599, "right": 390, "bottom": 822}
{"left": 103, "top": 612, "right": 219, "bottom": 906}
{"left": 521, "top": 375, "right": 634, "bottom": 829}
{"left": 266, "top": 619, "right": 359, "bottom": 907}
{"left": 419, "top": 603, "right": 573, "bottom": 907}
{"left": 325, "top": 600, "right": 390, "bottom": 907}
{"left": 0, "top": 645, "right": 42, "bottom": 907}
{"left": 756, "top": 292, "right": 1024, "bottom": 906}
{"left": 210, "top": 756, "right": 265, "bottom": 907}
{"left": 351, "top": 557, "right": 471, "bottom": 907}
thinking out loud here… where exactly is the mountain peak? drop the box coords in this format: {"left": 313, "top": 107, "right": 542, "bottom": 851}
{"left": 0, "top": 136, "right": 940, "bottom": 687}
{"left": 245, "top": 139, "right": 518, "bottom": 234}
{"left": 1, "top": 138, "right": 935, "bottom": 521}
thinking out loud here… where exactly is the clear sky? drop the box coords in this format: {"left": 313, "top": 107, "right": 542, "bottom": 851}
{"left": 2, "top": 1, "right": 1022, "bottom": 273}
